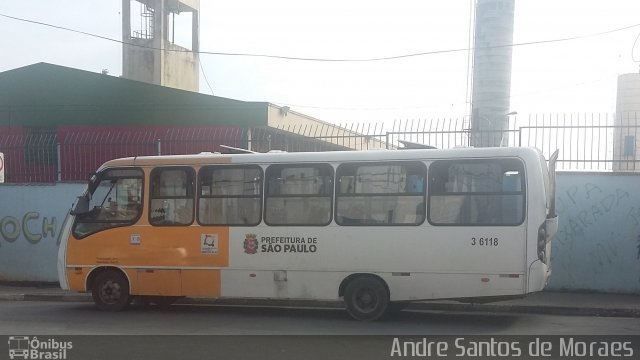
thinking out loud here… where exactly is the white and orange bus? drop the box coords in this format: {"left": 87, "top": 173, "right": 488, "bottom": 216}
{"left": 58, "top": 147, "right": 558, "bottom": 320}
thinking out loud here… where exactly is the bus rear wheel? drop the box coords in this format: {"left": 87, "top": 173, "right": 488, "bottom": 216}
{"left": 92, "top": 270, "right": 131, "bottom": 311}
{"left": 344, "top": 276, "right": 389, "bottom": 321}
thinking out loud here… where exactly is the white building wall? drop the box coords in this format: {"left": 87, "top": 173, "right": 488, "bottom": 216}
{"left": 613, "top": 73, "right": 640, "bottom": 171}
{"left": 122, "top": 0, "right": 200, "bottom": 92}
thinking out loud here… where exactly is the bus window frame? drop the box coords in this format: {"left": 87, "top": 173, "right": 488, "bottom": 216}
{"left": 264, "top": 162, "right": 334, "bottom": 227}
{"left": 71, "top": 167, "right": 144, "bottom": 239}
{"left": 148, "top": 166, "right": 196, "bottom": 227}
{"left": 197, "top": 164, "right": 264, "bottom": 227}
{"left": 334, "top": 160, "right": 427, "bottom": 226}
{"left": 427, "top": 158, "right": 527, "bottom": 227}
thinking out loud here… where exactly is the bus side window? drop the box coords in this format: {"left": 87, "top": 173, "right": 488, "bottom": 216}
{"left": 428, "top": 159, "right": 525, "bottom": 226}
{"left": 335, "top": 161, "right": 426, "bottom": 226}
{"left": 149, "top": 167, "right": 195, "bottom": 226}
{"left": 198, "top": 165, "right": 263, "bottom": 226}
{"left": 264, "top": 164, "right": 333, "bottom": 226}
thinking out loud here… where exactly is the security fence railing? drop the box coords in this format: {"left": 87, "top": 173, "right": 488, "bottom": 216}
{"left": 1, "top": 113, "right": 639, "bottom": 183}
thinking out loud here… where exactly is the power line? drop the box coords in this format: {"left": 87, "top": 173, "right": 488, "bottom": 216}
{"left": 1, "top": 12, "right": 640, "bottom": 62}
{"left": 199, "top": 60, "right": 215, "bottom": 95}
{"left": 632, "top": 31, "right": 640, "bottom": 63}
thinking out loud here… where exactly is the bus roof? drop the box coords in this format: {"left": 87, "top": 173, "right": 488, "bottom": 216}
{"left": 100, "top": 147, "right": 544, "bottom": 169}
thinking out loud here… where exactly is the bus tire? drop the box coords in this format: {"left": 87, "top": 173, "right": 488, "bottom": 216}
{"left": 344, "top": 276, "right": 389, "bottom": 321}
{"left": 91, "top": 270, "right": 131, "bottom": 311}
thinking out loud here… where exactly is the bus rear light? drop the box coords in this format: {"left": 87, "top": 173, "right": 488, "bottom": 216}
{"left": 481, "top": 277, "right": 490, "bottom": 283}
{"left": 249, "top": 273, "right": 256, "bottom": 278}
{"left": 537, "top": 223, "right": 548, "bottom": 264}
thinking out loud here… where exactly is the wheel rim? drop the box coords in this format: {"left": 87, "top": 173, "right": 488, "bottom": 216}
{"left": 354, "top": 288, "right": 378, "bottom": 313}
{"left": 99, "top": 280, "right": 122, "bottom": 304}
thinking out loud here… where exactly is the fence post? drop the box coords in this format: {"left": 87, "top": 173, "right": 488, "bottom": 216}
{"left": 246, "top": 127, "right": 252, "bottom": 152}
{"left": 56, "top": 142, "right": 62, "bottom": 182}
{"left": 385, "top": 132, "right": 390, "bottom": 150}
{"left": 518, "top": 127, "right": 522, "bottom": 147}
{"left": 156, "top": 139, "right": 161, "bottom": 156}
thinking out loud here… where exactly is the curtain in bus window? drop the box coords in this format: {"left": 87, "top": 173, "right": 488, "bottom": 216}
{"left": 429, "top": 159, "right": 524, "bottom": 226}
{"left": 150, "top": 168, "right": 194, "bottom": 226}
{"left": 265, "top": 165, "right": 332, "bottom": 225}
{"left": 336, "top": 162, "right": 425, "bottom": 225}
{"left": 198, "top": 167, "right": 262, "bottom": 226}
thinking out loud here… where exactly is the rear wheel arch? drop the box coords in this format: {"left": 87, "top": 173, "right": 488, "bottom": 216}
{"left": 86, "top": 266, "right": 131, "bottom": 293}
{"left": 339, "top": 273, "right": 390, "bottom": 298}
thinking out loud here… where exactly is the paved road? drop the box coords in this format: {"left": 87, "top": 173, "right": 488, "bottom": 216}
{"left": 1, "top": 301, "right": 639, "bottom": 335}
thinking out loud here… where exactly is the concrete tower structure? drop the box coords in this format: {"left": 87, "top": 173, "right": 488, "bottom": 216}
{"left": 613, "top": 73, "right": 640, "bottom": 171}
{"left": 470, "top": 0, "right": 516, "bottom": 147}
{"left": 122, "top": 0, "right": 200, "bottom": 92}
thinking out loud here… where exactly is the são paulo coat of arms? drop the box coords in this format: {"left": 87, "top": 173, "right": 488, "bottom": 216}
{"left": 244, "top": 233, "right": 258, "bottom": 254}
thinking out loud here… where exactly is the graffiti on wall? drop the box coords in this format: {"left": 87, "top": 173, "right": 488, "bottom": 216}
{"left": 0, "top": 212, "right": 59, "bottom": 246}
{"left": 556, "top": 184, "right": 630, "bottom": 241}
{"left": 553, "top": 181, "right": 639, "bottom": 284}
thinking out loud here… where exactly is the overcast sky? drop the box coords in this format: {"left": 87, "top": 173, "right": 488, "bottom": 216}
{"left": 1, "top": 0, "right": 640, "bottom": 125}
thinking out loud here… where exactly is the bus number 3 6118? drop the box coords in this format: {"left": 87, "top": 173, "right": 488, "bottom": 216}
{"left": 471, "top": 237, "right": 499, "bottom": 246}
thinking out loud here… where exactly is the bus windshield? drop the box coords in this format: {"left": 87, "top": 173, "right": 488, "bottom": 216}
{"left": 72, "top": 168, "right": 144, "bottom": 238}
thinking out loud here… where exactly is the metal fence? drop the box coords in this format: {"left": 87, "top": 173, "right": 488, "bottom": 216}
{"left": 378, "top": 113, "right": 640, "bottom": 172}
{"left": 1, "top": 113, "right": 639, "bottom": 183}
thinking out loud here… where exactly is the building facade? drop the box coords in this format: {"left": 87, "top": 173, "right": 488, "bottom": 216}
{"left": 613, "top": 73, "right": 640, "bottom": 171}
{"left": 0, "top": 63, "right": 384, "bottom": 183}
{"left": 122, "top": 0, "right": 200, "bottom": 91}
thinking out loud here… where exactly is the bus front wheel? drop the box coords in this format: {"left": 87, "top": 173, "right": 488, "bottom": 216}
{"left": 92, "top": 270, "right": 131, "bottom": 311}
{"left": 344, "top": 276, "right": 389, "bottom": 321}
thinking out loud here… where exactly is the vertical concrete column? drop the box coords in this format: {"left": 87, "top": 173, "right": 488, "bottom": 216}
{"left": 470, "top": 0, "right": 516, "bottom": 147}
{"left": 153, "top": 0, "right": 165, "bottom": 85}
{"left": 192, "top": 8, "right": 200, "bottom": 53}
{"left": 122, "top": 0, "right": 131, "bottom": 42}
{"left": 122, "top": 0, "right": 131, "bottom": 77}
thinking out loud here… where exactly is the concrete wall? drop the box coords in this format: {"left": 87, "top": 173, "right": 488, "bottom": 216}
{"left": 121, "top": 0, "right": 200, "bottom": 92}
{"left": 548, "top": 173, "right": 640, "bottom": 293}
{"left": 1, "top": 173, "right": 639, "bottom": 294}
{"left": 0, "top": 183, "right": 84, "bottom": 282}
